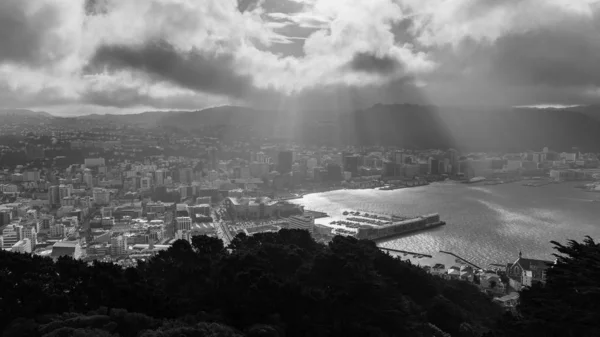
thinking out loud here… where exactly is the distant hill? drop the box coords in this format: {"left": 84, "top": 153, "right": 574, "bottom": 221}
{"left": 142, "top": 104, "right": 600, "bottom": 151}
{"left": 0, "top": 109, "right": 52, "bottom": 118}
{"left": 11, "top": 104, "right": 599, "bottom": 151}
{"left": 77, "top": 110, "right": 185, "bottom": 127}
{"left": 562, "top": 105, "right": 600, "bottom": 122}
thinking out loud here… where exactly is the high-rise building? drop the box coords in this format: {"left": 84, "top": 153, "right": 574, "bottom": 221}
{"left": 155, "top": 169, "right": 166, "bottom": 186}
{"left": 140, "top": 177, "right": 152, "bottom": 189}
{"left": 428, "top": 158, "right": 440, "bottom": 175}
{"left": 208, "top": 147, "right": 219, "bottom": 170}
{"left": 22, "top": 226, "right": 37, "bottom": 246}
{"left": 179, "top": 167, "right": 194, "bottom": 184}
{"left": 278, "top": 151, "right": 293, "bottom": 174}
{"left": 48, "top": 185, "right": 60, "bottom": 206}
{"left": 83, "top": 170, "right": 93, "bottom": 188}
{"left": 0, "top": 210, "right": 10, "bottom": 227}
{"left": 447, "top": 149, "right": 459, "bottom": 175}
{"left": 39, "top": 215, "right": 54, "bottom": 230}
{"left": 93, "top": 188, "right": 111, "bottom": 205}
{"left": 110, "top": 235, "right": 128, "bottom": 256}
{"left": 326, "top": 163, "right": 343, "bottom": 182}
{"left": 343, "top": 155, "right": 361, "bottom": 176}
{"left": 58, "top": 184, "right": 72, "bottom": 201}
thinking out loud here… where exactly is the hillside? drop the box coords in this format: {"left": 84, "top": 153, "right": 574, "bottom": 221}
{"left": 0, "top": 109, "right": 53, "bottom": 121}
{"left": 0, "top": 231, "right": 503, "bottom": 337}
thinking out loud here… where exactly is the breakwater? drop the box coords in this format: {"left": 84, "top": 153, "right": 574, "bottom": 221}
{"left": 378, "top": 247, "right": 433, "bottom": 258}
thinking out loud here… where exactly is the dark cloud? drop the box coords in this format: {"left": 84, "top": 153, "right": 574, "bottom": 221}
{"left": 0, "top": 0, "right": 61, "bottom": 65}
{"left": 82, "top": 87, "right": 148, "bottom": 108}
{"left": 84, "top": 0, "right": 110, "bottom": 16}
{"left": 260, "top": 0, "right": 305, "bottom": 14}
{"left": 237, "top": 0, "right": 260, "bottom": 13}
{"left": 489, "top": 25, "right": 600, "bottom": 88}
{"left": 87, "top": 40, "right": 257, "bottom": 99}
{"left": 347, "top": 52, "right": 401, "bottom": 75}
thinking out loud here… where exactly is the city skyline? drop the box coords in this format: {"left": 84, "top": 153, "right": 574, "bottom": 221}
{"left": 2, "top": 0, "right": 600, "bottom": 116}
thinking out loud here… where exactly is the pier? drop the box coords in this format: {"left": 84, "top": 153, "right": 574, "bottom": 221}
{"left": 378, "top": 247, "right": 433, "bottom": 258}
{"left": 304, "top": 210, "right": 329, "bottom": 219}
{"left": 439, "top": 250, "right": 483, "bottom": 270}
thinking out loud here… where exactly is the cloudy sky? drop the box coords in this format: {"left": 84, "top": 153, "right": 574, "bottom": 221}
{"left": 2, "top": 0, "right": 600, "bottom": 116}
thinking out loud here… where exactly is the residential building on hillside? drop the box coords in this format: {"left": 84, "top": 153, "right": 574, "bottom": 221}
{"left": 506, "top": 252, "right": 553, "bottom": 290}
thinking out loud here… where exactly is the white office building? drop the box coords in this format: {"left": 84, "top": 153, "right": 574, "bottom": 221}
{"left": 176, "top": 216, "right": 192, "bottom": 231}
{"left": 12, "top": 238, "right": 32, "bottom": 254}
{"left": 288, "top": 215, "right": 315, "bottom": 234}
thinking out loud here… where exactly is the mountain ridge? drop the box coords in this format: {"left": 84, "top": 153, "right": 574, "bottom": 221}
{"left": 4, "top": 104, "right": 600, "bottom": 151}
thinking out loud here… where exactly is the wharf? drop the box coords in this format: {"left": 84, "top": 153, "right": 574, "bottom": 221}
{"left": 439, "top": 250, "right": 483, "bottom": 270}
{"left": 378, "top": 247, "right": 432, "bottom": 258}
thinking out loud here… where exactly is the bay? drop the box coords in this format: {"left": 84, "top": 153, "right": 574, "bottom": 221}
{"left": 294, "top": 182, "right": 600, "bottom": 268}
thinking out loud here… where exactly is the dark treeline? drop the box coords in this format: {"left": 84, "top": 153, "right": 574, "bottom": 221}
{"left": 1, "top": 231, "right": 598, "bottom": 337}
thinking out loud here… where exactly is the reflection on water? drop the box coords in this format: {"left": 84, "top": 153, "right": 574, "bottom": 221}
{"left": 295, "top": 182, "right": 600, "bottom": 267}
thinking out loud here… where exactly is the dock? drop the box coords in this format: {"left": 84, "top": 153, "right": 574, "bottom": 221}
{"left": 378, "top": 247, "right": 433, "bottom": 258}
{"left": 304, "top": 210, "right": 329, "bottom": 219}
{"left": 439, "top": 250, "right": 482, "bottom": 270}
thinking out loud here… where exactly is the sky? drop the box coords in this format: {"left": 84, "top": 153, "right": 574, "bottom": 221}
{"left": 1, "top": 0, "right": 600, "bottom": 116}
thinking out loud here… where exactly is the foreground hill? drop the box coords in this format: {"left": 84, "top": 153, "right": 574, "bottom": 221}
{"left": 2, "top": 232, "right": 599, "bottom": 336}
{"left": 0, "top": 231, "right": 503, "bottom": 337}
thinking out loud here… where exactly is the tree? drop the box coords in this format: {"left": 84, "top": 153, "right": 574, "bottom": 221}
{"left": 499, "top": 236, "right": 600, "bottom": 336}
{"left": 0, "top": 232, "right": 505, "bottom": 337}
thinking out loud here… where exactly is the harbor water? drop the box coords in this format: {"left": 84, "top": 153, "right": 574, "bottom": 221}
{"left": 294, "top": 181, "right": 600, "bottom": 268}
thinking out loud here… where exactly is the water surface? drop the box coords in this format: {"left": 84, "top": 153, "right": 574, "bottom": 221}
{"left": 295, "top": 182, "right": 600, "bottom": 267}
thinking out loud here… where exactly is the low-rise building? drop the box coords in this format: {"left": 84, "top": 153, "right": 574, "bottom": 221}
{"left": 50, "top": 241, "right": 82, "bottom": 260}
{"left": 287, "top": 215, "right": 315, "bottom": 234}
